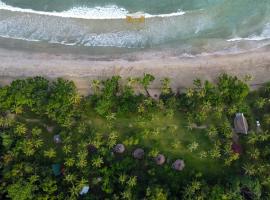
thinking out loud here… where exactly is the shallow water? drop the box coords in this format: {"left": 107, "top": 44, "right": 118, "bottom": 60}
{"left": 0, "top": 0, "right": 270, "bottom": 55}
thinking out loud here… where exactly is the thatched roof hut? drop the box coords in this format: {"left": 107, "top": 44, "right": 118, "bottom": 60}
{"left": 87, "top": 144, "right": 97, "bottom": 154}
{"left": 114, "top": 144, "right": 125, "bottom": 154}
{"left": 234, "top": 113, "right": 248, "bottom": 134}
{"left": 172, "top": 159, "right": 185, "bottom": 171}
{"left": 155, "top": 154, "right": 166, "bottom": 165}
{"left": 133, "top": 148, "right": 144, "bottom": 159}
{"left": 53, "top": 134, "right": 61, "bottom": 144}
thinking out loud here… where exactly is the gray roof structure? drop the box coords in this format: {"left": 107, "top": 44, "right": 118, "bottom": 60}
{"left": 172, "top": 159, "right": 185, "bottom": 171}
{"left": 234, "top": 113, "right": 248, "bottom": 134}
{"left": 114, "top": 144, "right": 125, "bottom": 154}
{"left": 133, "top": 148, "right": 144, "bottom": 159}
{"left": 155, "top": 154, "right": 166, "bottom": 165}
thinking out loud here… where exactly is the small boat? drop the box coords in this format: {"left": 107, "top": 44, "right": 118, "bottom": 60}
{"left": 126, "top": 12, "right": 145, "bottom": 23}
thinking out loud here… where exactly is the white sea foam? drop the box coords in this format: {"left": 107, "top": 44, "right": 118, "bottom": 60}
{"left": 0, "top": 1, "right": 185, "bottom": 19}
{"left": 227, "top": 23, "right": 270, "bottom": 42}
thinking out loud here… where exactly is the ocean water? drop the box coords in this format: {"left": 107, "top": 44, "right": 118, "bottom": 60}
{"left": 0, "top": 0, "right": 270, "bottom": 55}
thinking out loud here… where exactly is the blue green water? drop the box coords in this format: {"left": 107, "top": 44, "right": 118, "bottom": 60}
{"left": 0, "top": 0, "right": 270, "bottom": 54}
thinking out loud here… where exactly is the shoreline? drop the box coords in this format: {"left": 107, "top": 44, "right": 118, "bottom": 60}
{"left": 1, "top": 47, "right": 270, "bottom": 95}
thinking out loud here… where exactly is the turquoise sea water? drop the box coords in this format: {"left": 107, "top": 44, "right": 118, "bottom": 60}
{"left": 0, "top": 0, "right": 270, "bottom": 54}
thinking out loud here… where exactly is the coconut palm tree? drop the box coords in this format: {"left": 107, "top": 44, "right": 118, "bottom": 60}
{"left": 31, "top": 127, "right": 42, "bottom": 137}
{"left": 63, "top": 144, "right": 72, "bottom": 155}
{"left": 119, "top": 174, "right": 127, "bottom": 185}
{"left": 188, "top": 142, "right": 199, "bottom": 152}
{"left": 65, "top": 173, "right": 77, "bottom": 184}
{"left": 92, "top": 156, "right": 104, "bottom": 168}
{"left": 127, "top": 176, "right": 137, "bottom": 188}
{"left": 12, "top": 105, "right": 23, "bottom": 115}
{"left": 34, "top": 139, "right": 44, "bottom": 149}
{"left": 22, "top": 142, "right": 35, "bottom": 157}
{"left": 248, "top": 148, "right": 260, "bottom": 160}
{"left": 161, "top": 78, "right": 171, "bottom": 95}
{"left": 65, "top": 158, "right": 75, "bottom": 167}
{"left": 243, "top": 163, "right": 256, "bottom": 176}
{"left": 91, "top": 80, "right": 101, "bottom": 94}
{"left": 15, "top": 123, "right": 27, "bottom": 136}
{"left": 44, "top": 148, "right": 56, "bottom": 159}
{"left": 140, "top": 73, "right": 155, "bottom": 97}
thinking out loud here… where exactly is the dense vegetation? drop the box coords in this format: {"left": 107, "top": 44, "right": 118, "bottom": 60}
{"left": 0, "top": 74, "right": 270, "bottom": 199}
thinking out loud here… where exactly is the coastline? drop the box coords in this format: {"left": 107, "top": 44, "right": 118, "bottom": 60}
{"left": 0, "top": 46, "right": 270, "bottom": 95}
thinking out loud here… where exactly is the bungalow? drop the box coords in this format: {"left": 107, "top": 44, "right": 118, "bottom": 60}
{"left": 234, "top": 113, "right": 248, "bottom": 134}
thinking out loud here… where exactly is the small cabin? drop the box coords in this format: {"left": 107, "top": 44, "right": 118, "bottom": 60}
{"left": 234, "top": 113, "right": 248, "bottom": 134}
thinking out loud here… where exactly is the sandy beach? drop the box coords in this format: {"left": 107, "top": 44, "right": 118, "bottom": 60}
{"left": 0, "top": 46, "right": 270, "bottom": 95}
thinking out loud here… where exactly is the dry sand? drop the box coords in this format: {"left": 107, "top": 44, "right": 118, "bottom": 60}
{"left": 0, "top": 47, "right": 270, "bottom": 95}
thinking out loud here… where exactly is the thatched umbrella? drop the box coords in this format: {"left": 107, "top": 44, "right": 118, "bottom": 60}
{"left": 155, "top": 154, "right": 166, "bottom": 165}
{"left": 114, "top": 144, "right": 125, "bottom": 154}
{"left": 172, "top": 159, "right": 185, "bottom": 171}
{"left": 133, "top": 148, "right": 144, "bottom": 159}
{"left": 87, "top": 144, "right": 97, "bottom": 154}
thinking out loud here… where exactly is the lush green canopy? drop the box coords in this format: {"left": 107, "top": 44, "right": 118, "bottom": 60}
{"left": 0, "top": 74, "right": 270, "bottom": 199}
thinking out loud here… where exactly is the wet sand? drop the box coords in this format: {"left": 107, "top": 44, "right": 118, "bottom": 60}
{"left": 0, "top": 46, "right": 270, "bottom": 95}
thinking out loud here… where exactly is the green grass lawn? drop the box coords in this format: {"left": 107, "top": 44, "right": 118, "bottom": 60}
{"left": 15, "top": 104, "right": 238, "bottom": 184}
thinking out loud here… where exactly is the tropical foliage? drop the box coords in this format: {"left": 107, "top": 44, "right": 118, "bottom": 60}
{"left": 0, "top": 74, "right": 270, "bottom": 199}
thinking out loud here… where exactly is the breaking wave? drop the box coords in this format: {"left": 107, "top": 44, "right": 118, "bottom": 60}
{"left": 0, "top": 1, "right": 185, "bottom": 19}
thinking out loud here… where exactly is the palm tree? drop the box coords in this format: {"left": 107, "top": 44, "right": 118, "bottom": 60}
{"left": 188, "top": 142, "right": 199, "bottom": 152}
{"left": 140, "top": 73, "right": 155, "bottom": 97}
{"left": 12, "top": 105, "right": 23, "bottom": 114}
{"left": 63, "top": 144, "right": 72, "bottom": 154}
{"left": 92, "top": 156, "right": 104, "bottom": 168}
{"left": 15, "top": 123, "right": 27, "bottom": 136}
{"left": 127, "top": 176, "right": 137, "bottom": 188}
{"left": 65, "top": 158, "right": 75, "bottom": 167}
{"left": 44, "top": 148, "right": 56, "bottom": 159}
{"left": 161, "top": 78, "right": 171, "bottom": 95}
{"left": 248, "top": 148, "right": 260, "bottom": 160}
{"left": 243, "top": 163, "right": 256, "bottom": 176}
{"left": 31, "top": 127, "right": 42, "bottom": 137}
{"left": 91, "top": 80, "right": 101, "bottom": 94}
{"left": 255, "top": 97, "right": 266, "bottom": 109}
{"left": 23, "top": 142, "right": 35, "bottom": 156}
{"left": 119, "top": 174, "right": 127, "bottom": 185}
{"left": 64, "top": 173, "right": 77, "bottom": 184}
{"left": 207, "top": 126, "right": 218, "bottom": 139}
{"left": 127, "top": 77, "right": 138, "bottom": 87}
{"left": 76, "top": 158, "right": 87, "bottom": 169}
{"left": 34, "top": 139, "right": 44, "bottom": 149}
